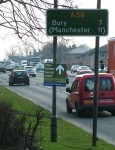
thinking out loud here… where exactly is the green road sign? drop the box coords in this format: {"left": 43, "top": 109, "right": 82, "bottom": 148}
{"left": 46, "top": 9, "right": 108, "bottom": 36}
{"left": 44, "top": 63, "right": 67, "bottom": 86}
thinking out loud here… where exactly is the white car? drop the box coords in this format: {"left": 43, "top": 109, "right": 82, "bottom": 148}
{"left": 21, "top": 60, "right": 27, "bottom": 67}
{"left": 24, "top": 66, "right": 36, "bottom": 77}
{"left": 71, "top": 65, "right": 80, "bottom": 73}
{"left": 77, "top": 66, "right": 93, "bottom": 75}
{"left": 5, "top": 61, "right": 14, "bottom": 72}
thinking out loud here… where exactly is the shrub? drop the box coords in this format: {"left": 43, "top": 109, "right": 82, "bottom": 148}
{"left": 0, "top": 101, "right": 44, "bottom": 150}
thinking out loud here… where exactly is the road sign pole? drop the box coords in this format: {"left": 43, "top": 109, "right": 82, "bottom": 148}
{"left": 92, "top": 0, "right": 101, "bottom": 146}
{"left": 51, "top": 0, "right": 58, "bottom": 142}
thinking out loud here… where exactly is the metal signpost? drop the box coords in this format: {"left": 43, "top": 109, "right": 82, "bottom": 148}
{"left": 44, "top": 63, "right": 67, "bottom": 86}
{"left": 47, "top": 0, "right": 108, "bottom": 145}
{"left": 93, "top": 0, "right": 102, "bottom": 146}
{"left": 47, "top": 9, "right": 108, "bottom": 36}
{"left": 44, "top": 63, "right": 67, "bottom": 141}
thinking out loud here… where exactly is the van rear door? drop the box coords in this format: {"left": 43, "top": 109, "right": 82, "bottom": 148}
{"left": 82, "top": 76, "right": 94, "bottom": 106}
{"left": 98, "top": 76, "right": 115, "bottom": 105}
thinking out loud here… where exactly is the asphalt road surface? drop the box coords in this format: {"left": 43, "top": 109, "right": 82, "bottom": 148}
{"left": 0, "top": 71, "right": 115, "bottom": 145}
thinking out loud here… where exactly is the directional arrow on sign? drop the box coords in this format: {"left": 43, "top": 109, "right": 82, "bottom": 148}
{"left": 56, "top": 65, "right": 64, "bottom": 75}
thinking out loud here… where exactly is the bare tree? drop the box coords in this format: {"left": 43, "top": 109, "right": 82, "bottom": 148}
{"left": 7, "top": 44, "right": 24, "bottom": 57}
{"left": 0, "top": 0, "right": 76, "bottom": 42}
{"left": 22, "top": 39, "right": 35, "bottom": 56}
{"left": 7, "top": 40, "right": 36, "bottom": 57}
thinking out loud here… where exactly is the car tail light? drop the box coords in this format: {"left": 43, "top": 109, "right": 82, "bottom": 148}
{"left": 66, "top": 72, "right": 68, "bottom": 77}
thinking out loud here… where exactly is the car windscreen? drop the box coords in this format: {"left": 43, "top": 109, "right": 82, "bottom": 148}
{"left": 22, "top": 62, "right": 27, "bottom": 64}
{"left": 6, "top": 62, "right": 11, "bottom": 65}
{"left": 30, "top": 58, "right": 40, "bottom": 62}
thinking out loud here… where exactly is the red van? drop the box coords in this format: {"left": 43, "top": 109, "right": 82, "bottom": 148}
{"left": 66, "top": 73, "right": 115, "bottom": 117}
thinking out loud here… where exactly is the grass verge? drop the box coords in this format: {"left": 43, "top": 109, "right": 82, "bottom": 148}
{"left": 0, "top": 85, "right": 115, "bottom": 150}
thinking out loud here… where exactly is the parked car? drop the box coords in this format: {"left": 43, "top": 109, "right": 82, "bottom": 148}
{"left": 24, "top": 66, "right": 36, "bottom": 77}
{"left": 36, "top": 63, "right": 44, "bottom": 71}
{"left": 71, "top": 65, "right": 79, "bottom": 73}
{"left": 77, "top": 66, "right": 93, "bottom": 74}
{"left": 66, "top": 73, "right": 115, "bottom": 117}
{"left": 9, "top": 70, "right": 30, "bottom": 86}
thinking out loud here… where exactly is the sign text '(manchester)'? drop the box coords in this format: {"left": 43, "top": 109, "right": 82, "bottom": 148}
{"left": 49, "top": 20, "right": 91, "bottom": 34}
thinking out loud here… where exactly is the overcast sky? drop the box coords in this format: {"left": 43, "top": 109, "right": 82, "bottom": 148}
{"left": 71, "top": 0, "right": 115, "bottom": 48}
{"left": 0, "top": 0, "right": 114, "bottom": 60}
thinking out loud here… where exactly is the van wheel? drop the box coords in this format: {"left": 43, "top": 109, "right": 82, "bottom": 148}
{"left": 66, "top": 100, "right": 72, "bottom": 113}
{"left": 75, "top": 102, "right": 82, "bottom": 117}
{"left": 111, "top": 110, "right": 115, "bottom": 116}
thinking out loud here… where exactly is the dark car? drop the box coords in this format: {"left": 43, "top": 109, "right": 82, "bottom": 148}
{"left": 9, "top": 70, "right": 30, "bottom": 86}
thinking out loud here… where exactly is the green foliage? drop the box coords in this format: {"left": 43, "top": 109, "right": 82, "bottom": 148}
{"left": 0, "top": 85, "right": 115, "bottom": 150}
{"left": 0, "top": 90, "right": 44, "bottom": 150}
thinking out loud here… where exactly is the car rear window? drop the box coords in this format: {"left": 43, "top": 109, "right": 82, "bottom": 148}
{"left": 85, "top": 77, "right": 113, "bottom": 92}
{"left": 25, "top": 68, "right": 33, "bottom": 71}
{"left": 6, "top": 62, "right": 11, "bottom": 65}
{"left": 81, "top": 66, "right": 90, "bottom": 70}
{"left": 85, "top": 78, "right": 94, "bottom": 91}
{"left": 100, "top": 77, "right": 113, "bottom": 91}
{"left": 15, "top": 71, "right": 27, "bottom": 76}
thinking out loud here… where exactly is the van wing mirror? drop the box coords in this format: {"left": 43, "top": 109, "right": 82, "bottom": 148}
{"left": 66, "top": 87, "right": 71, "bottom": 93}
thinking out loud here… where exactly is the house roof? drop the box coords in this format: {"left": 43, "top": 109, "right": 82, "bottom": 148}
{"left": 90, "top": 44, "right": 108, "bottom": 52}
{"left": 65, "top": 44, "right": 108, "bottom": 55}
{"left": 66, "top": 47, "right": 90, "bottom": 54}
{"left": 99, "top": 44, "right": 108, "bottom": 52}
{"left": 85, "top": 44, "right": 108, "bottom": 55}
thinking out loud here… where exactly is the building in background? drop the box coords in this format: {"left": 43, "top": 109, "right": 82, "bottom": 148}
{"left": 64, "top": 44, "right": 108, "bottom": 70}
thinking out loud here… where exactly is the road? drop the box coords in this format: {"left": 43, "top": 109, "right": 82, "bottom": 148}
{"left": 0, "top": 71, "right": 115, "bottom": 145}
